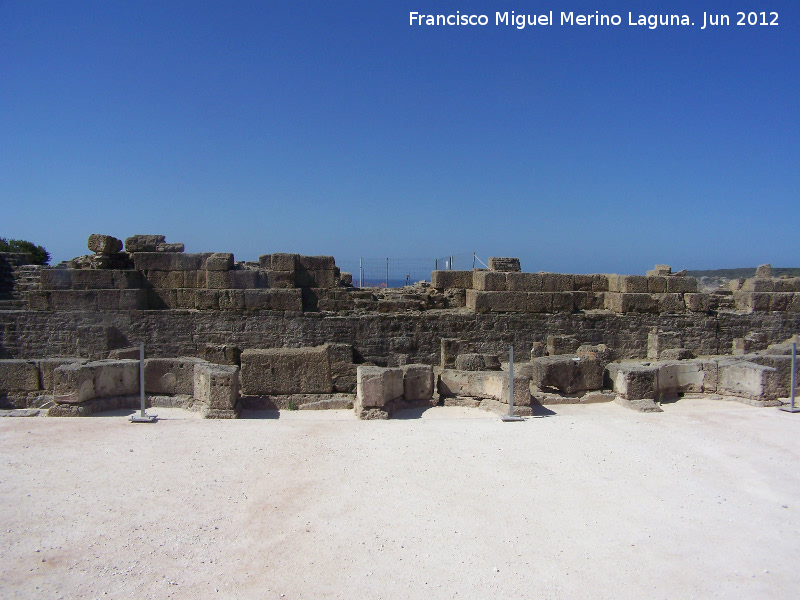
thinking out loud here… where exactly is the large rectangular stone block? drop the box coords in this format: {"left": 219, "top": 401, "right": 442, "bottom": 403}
{"left": 49, "top": 290, "right": 98, "bottom": 310}
{"left": 656, "top": 293, "right": 685, "bottom": 313}
{"left": 437, "top": 369, "right": 530, "bottom": 406}
{"left": 260, "top": 253, "right": 299, "bottom": 271}
{"left": 112, "top": 270, "right": 142, "bottom": 289}
{"left": 607, "top": 363, "right": 657, "bottom": 400}
{"left": 146, "top": 357, "right": 206, "bottom": 395}
{"left": 39, "top": 269, "right": 73, "bottom": 290}
{"left": 240, "top": 346, "right": 333, "bottom": 395}
{"left": 540, "top": 273, "right": 574, "bottom": 292}
{"left": 526, "top": 292, "right": 553, "bottom": 313}
{"left": 718, "top": 360, "right": 781, "bottom": 401}
{"left": 295, "top": 268, "right": 337, "bottom": 288}
{"left": 466, "top": 290, "right": 527, "bottom": 313}
{"left": 740, "top": 278, "right": 774, "bottom": 292}
{"left": 604, "top": 292, "right": 657, "bottom": 313}
{"left": 205, "top": 253, "right": 234, "bottom": 271}
{"left": 91, "top": 360, "right": 140, "bottom": 398}
{"left": 572, "top": 274, "right": 595, "bottom": 292}
{"left": 133, "top": 252, "right": 210, "bottom": 271}
{"left": 53, "top": 362, "right": 95, "bottom": 404}
{"left": 218, "top": 290, "right": 246, "bottom": 310}
{"left": 431, "top": 270, "right": 473, "bottom": 290}
{"left": 298, "top": 255, "right": 336, "bottom": 270}
{"left": 646, "top": 276, "right": 668, "bottom": 293}
{"left": 243, "top": 289, "right": 303, "bottom": 311}
{"left": 472, "top": 270, "right": 508, "bottom": 291}
{"left": 195, "top": 289, "right": 220, "bottom": 309}
{"left": 608, "top": 275, "right": 648, "bottom": 293}
{"left": 530, "top": 355, "right": 602, "bottom": 394}
{"left": 193, "top": 363, "right": 239, "bottom": 410}
{"left": 401, "top": 364, "right": 434, "bottom": 402}
{"left": 551, "top": 291, "right": 576, "bottom": 313}
{"left": 264, "top": 270, "right": 295, "bottom": 289}
{"left": 773, "top": 278, "right": 800, "bottom": 292}
{"left": 71, "top": 269, "right": 114, "bottom": 290}
{"left": 35, "top": 358, "right": 86, "bottom": 392}
{"left": 768, "top": 292, "right": 793, "bottom": 312}
{"left": 356, "top": 366, "right": 404, "bottom": 408}
{"left": 506, "top": 272, "right": 543, "bottom": 292}
{"left": 125, "top": 234, "right": 166, "bottom": 252}
{"left": 0, "top": 360, "right": 40, "bottom": 392}
{"left": 684, "top": 293, "right": 711, "bottom": 312}
{"left": 666, "top": 277, "right": 698, "bottom": 293}
{"left": 145, "top": 270, "right": 185, "bottom": 289}
{"left": 488, "top": 257, "right": 521, "bottom": 272}
{"left": 733, "top": 292, "right": 770, "bottom": 313}
{"left": 654, "top": 360, "right": 705, "bottom": 395}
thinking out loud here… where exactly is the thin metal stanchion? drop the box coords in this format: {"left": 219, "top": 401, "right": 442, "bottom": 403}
{"left": 502, "top": 346, "right": 524, "bottom": 422}
{"left": 780, "top": 342, "right": 799, "bottom": 413}
{"left": 130, "top": 343, "right": 157, "bottom": 423}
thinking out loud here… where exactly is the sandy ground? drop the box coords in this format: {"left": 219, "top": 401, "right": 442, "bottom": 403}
{"left": 1, "top": 399, "right": 799, "bottom": 600}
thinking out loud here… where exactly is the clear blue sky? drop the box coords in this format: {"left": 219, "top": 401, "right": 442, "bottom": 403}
{"left": 2, "top": 1, "right": 798, "bottom": 274}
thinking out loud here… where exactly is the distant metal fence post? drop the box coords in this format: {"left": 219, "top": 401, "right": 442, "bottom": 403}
{"left": 781, "top": 342, "right": 799, "bottom": 413}
{"left": 473, "top": 252, "right": 476, "bottom": 269}
{"left": 359, "top": 258, "right": 363, "bottom": 288}
{"left": 435, "top": 258, "right": 438, "bottom": 270}
{"left": 386, "top": 258, "right": 389, "bottom": 288}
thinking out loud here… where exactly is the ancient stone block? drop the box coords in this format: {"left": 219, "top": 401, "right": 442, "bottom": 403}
{"left": 576, "top": 344, "right": 613, "bottom": 368}
{"left": 646, "top": 276, "right": 668, "bottom": 293}
{"left": 295, "top": 268, "right": 337, "bottom": 288}
{"left": 684, "top": 293, "right": 711, "bottom": 313}
{"left": 91, "top": 360, "right": 139, "bottom": 398}
{"left": 530, "top": 355, "right": 602, "bottom": 394}
{"left": 646, "top": 265, "right": 672, "bottom": 277}
{"left": 264, "top": 270, "right": 296, "bottom": 289}
{"left": 455, "top": 353, "right": 485, "bottom": 371}
{"left": 87, "top": 234, "right": 123, "bottom": 255}
{"left": 467, "top": 290, "right": 527, "bottom": 313}
{"left": 0, "top": 360, "right": 40, "bottom": 392}
{"left": 607, "top": 275, "right": 648, "bottom": 294}
{"left": 147, "top": 288, "right": 178, "bottom": 309}
{"left": 133, "top": 252, "right": 208, "bottom": 271}
{"left": 356, "top": 366, "right": 404, "bottom": 408}
{"left": 230, "top": 270, "right": 267, "bottom": 289}
{"left": 242, "top": 289, "right": 302, "bottom": 311}
{"left": 718, "top": 360, "right": 780, "bottom": 401}
{"left": 773, "top": 278, "right": 800, "bottom": 292}
{"left": 125, "top": 235, "right": 166, "bottom": 252}
{"left": 205, "top": 253, "right": 234, "bottom": 271}
{"left": 193, "top": 363, "right": 239, "bottom": 410}
{"left": 40, "top": 268, "right": 73, "bottom": 290}
{"left": 607, "top": 363, "right": 657, "bottom": 400}
{"left": 49, "top": 290, "right": 98, "bottom": 311}
{"left": 540, "top": 273, "right": 574, "bottom": 292}
{"left": 530, "top": 342, "right": 545, "bottom": 359}
{"left": 604, "top": 292, "right": 657, "bottom": 314}
{"left": 431, "top": 270, "right": 473, "bottom": 290}
{"left": 733, "top": 292, "right": 770, "bottom": 313}
{"left": 202, "top": 344, "right": 241, "bottom": 366}
{"left": 298, "top": 255, "right": 336, "bottom": 270}
{"left": 572, "top": 274, "right": 595, "bottom": 292}
{"left": 34, "top": 358, "right": 86, "bottom": 391}
{"left": 526, "top": 292, "right": 553, "bottom": 313}
{"left": 592, "top": 275, "right": 610, "bottom": 292}
{"left": 340, "top": 272, "right": 353, "bottom": 286}
{"left": 666, "top": 276, "right": 698, "bottom": 294}
{"left": 217, "top": 290, "right": 246, "bottom": 310}
{"left": 488, "top": 257, "right": 521, "bottom": 272}
{"left": 741, "top": 278, "right": 774, "bottom": 292}
{"left": 506, "top": 272, "right": 543, "bottom": 291}
{"left": 176, "top": 289, "right": 197, "bottom": 309}
{"left": 112, "top": 270, "right": 142, "bottom": 289}
{"left": 437, "top": 369, "right": 530, "bottom": 406}
{"left": 401, "top": 364, "right": 434, "bottom": 402}
{"left": 647, "top": 330, "right": 680, "bottom": 359}
{"left": 158, "top": 243, "right": 185, "bottom": 253}
{"left": 769, "top": 292, "right": 793, "bottom": 312}
{"left": 259, "top": 253, "right": 299, "bottom": 271}
{"left": 473, "top": 270, "right": 508, "bottom": 291}
{"left": 551, "top": 291, "right": 576, "bottom": 313}
{"left": 146, "top": 357, "right": 205, "bottom": 395}
{"left": 656, "top": 293, "right": 685, "bottom": 313}
{"left": 755, "top": 264, "right": 772, "bottom": 279}
{"left": 145, "top": 270, "right": 184, "bottom": 289}
{"left": 547, "top": 335, "right": 580, "bottom": 356}
{"left": 240, "top": 346, "right": 332, "bottom": 395}
{"left": 790, "top": 293, "right": 800, "bottom": 313}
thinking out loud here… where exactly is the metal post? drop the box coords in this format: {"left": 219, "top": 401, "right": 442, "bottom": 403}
{"left": 130, "top": 343, "right": 157, "bottom": 423}
{"left": 450, "top": 255, "right": 453, "bottom": 270}
{"left": 386, "top": 258, "right": 389, "bottom": 288}
{"left": 502, "top": 346, "right": 524, "bottom": 421}
{"left": 473, "top": 252, "right": 476, "bottom": 269}
{"left": 359, "top": 257, "right": 362, "bottom": 288}
{"left": 780, "top": 342, "right": 799, "bottom": 413}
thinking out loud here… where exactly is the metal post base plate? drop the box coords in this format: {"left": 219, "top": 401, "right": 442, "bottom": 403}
{"left": 779, "top": 406, "right": 800, "bottom": 413}
{"left": 501, "top": 415, "right": 525, "bottom": 422}
{"left": 130, "top": 414, "right": 158, "bottom": 423}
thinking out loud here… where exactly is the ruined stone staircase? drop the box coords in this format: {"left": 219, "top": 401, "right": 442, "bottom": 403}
{"left": 0, "top": 263, "right": 41, "bottom": 310}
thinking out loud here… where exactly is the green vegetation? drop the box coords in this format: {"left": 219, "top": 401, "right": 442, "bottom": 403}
{"left": 0, "top": 238, "right": 50, "bottom": 265}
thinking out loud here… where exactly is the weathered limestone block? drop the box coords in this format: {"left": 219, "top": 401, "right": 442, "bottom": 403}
{"left": 488, "top": 257, "right": 521, "bottom": 272}
{"left": 145, "top": 270, "right": 185, "bottom": 289}
{"left": 530, "top": 342, "right": 546, "bottom": 359}
{"left": 646, "top": 276, "right": 668, "bottom": 293}
{"left": 789, "top": 293, "right": 800, "bottom": 312}
{"left": 646, "top": 265, "right": 672, "bottom": 277}
{"left": 0, "top": 360, "right": 40, "bottom": 392}
{"left": 202, "top": 344, "right": 242, "bottom": 366}
{"left": 243, "top": 289, "right": 303, "bottom": 311}
{"left": 748, "top": 354, "right": 795, "bottom": 398}
{"left": 571, "top": 274, "right": 594, "bottom": 292}
{"left": 193, "top": 363, "right": 239, "bottom": 411}
{"left": 259, "top": 253, "right": 299, "bottom": 272}
{"left": 340, "top": 272, "right": 353, "bottom": 286}
{"left": 240, "top": 346, "right": 333, "bottom": 395}
{"left": 98, "top": 289, "right": 148, "bottom": 310}
{"left": 196, "top": 289, "right": 220, "bottom": 309}
{"left": 264, "top": 270, "right": 296, "bottom": 289}
{"left": 40, "top": 269, "right": 73, "bottom": 290}
{"left": 133, "top": 252, "right": 210, "bottom": 271}
{"left": 297, "top": 255, "right": 335, "bottom": 270}
{"left": 466, "top": 290, "right": 527, "bottom": 313}
{"left": 91, "top": 360, "right": 139, "bottom": 399}
{"left": 718, "top": 360, "right": 781, "bottom": 401}
{"left": 552, "top": 291, "right": 577, "bottom": 312}
{"left": 607, "top": 363, "right": 657, "bottom": 400}
{"left": 49, "top": 290, "right": 98, "bottom": 311}
{"left": 158, "top": 243, "right": 185, "bottom": 252}
{"left": 125, "top": 235, "right": 166, "bottom": 252}
{"left": 295, "top": 268, "right": 337, "bottom": 289}
{"left": 547, "top": 335, "right": 580, "bottom": 356}
{"left": 666, "top": 276, "right": 698, "bottom": 294}
{"left": 145, "top": 357, "right": 206, "bottom": 395}
{"left": 773, "top": 278, "right": 800, "bottom": 292}
{"left": 684, "top": 293, "right": 710, "bottom": 313}
{"left": 769, "top": 292, "right": 793, "bottom": 312}
{"left": 608, "top": 275, "right": 648, "bottom": 294}
{"left": 733, "top": 292, "right": 770, "bottom": 313}
{"left": 526, "top": 292, "right": 553, "bottom": 313}
{"left": 659, "top": 348, "right": 695, "bottom": 361}
{"left": 356, "top": 366, "right": 404, "bottom": 408}
{"left": 455, "top": 353, "right": 486, "bottom": 371}
{"left": 741, "top": 278, "right": 774, "bottom": 292}
{"left": 112, "top": 270, "right": 142, "bottom": 289}
{"left": 473, "top": 270, "right": 508, "bottom": 291}
{"left": 205, "top": 253, "right": 234, "bottom": 271}
{"left": 604, "top": 292, "right": 658, "bottom": 314}
{"left": 218, "top": 289, "right": 246, "bottom": 310}
{"left": 577, "top": 344, "right": 613, "bottom": 368}
{"left": 654, "top": 360, "right": 704, "bottom": 394}
{"left": 755, "top": 264, "right": 772, "bottom": 279}
{"left": 431, "top": 270, "right": 473, "bottom": 290}
{"left": 733, "top": 332, "right": 768, "bottom": 355}
{"left": 401, "top": 364, "right": 434, "bottom": 403}
{"left": 437, "top": 369, "right": 530, "bottom": 406}
{"left": 656, "top": 293, "right": 685, "bottom": 313}
{"left": 87, "top": 234, "right": 123, "bottom": 255}
{"left": 35, "top": 358, "right": 86, "bottom": 391}
{"left": 506, "top": 272, "right": 543, "bottom": 291}
{"left": 530, "top": 355, "right": 602, "bottom": 394}
{"left": 540, "top": 273, "right": 574, "bottom": 292}
{"left": 647, "top": 330, "right": 681, "bottom": 359}
{"left": 441, "top": 338, "right": 462, "bottom": 368}
{"left": 147, "top": 288, "right": 178, "bottom": 309}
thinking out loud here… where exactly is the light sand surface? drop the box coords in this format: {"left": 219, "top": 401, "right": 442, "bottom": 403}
{"left": 2, "top": 400, "right": 799, "bottom": 599}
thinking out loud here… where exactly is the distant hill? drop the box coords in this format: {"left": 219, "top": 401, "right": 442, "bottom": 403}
{"left": 686, "top": 267, "right": 800, "bottom": 279}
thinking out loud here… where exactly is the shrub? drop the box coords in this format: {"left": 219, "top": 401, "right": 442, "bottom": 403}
{"left": 0, "top": 238, "right": 51, "bottom": 265}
